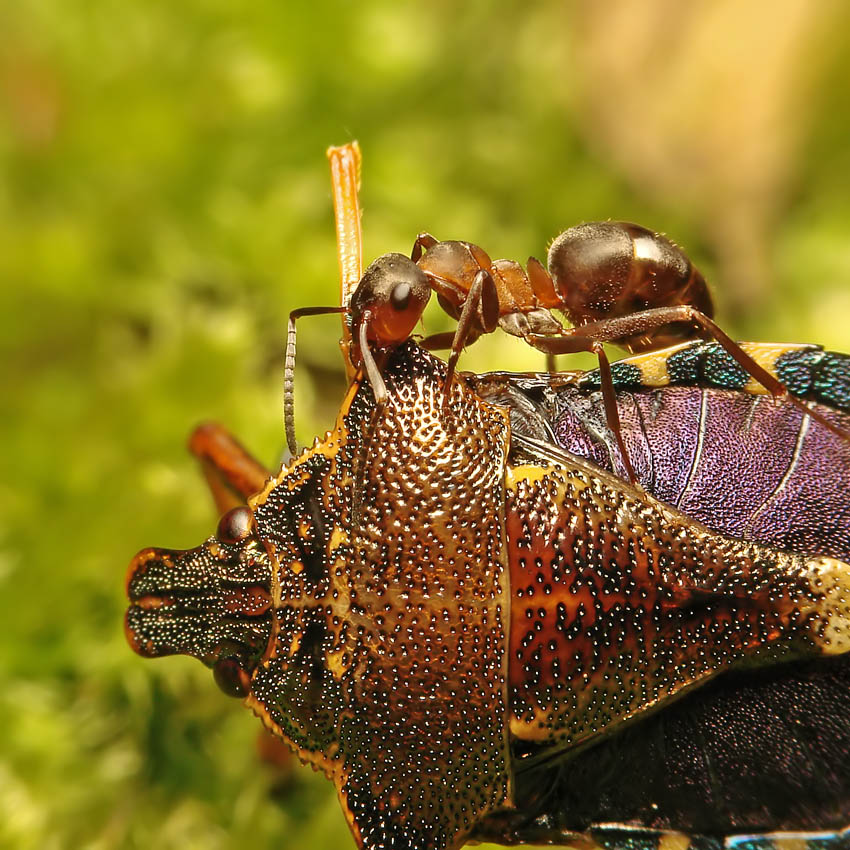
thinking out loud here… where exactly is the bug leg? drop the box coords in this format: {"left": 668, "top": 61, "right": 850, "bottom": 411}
{"left": 524, "top": 334, "right": 638, "bottom": 484}
{"left": 188, "top": 423, "right": 271, "bottom": 514}
{"left": 411, "top": 232, "right": 439, "bottom": 262}
{"left": 284, "top": 305, "right": 349, "bottom": 458}
{"left": 327, "top": 142, "right": 362, "bottom": 379}
{"left": 548, "top": 305, "right": 849, "bottom": 443}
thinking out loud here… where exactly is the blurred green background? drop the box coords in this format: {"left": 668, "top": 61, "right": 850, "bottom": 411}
{"left": 3, "top": 1, "right": 850, "bottom": 848}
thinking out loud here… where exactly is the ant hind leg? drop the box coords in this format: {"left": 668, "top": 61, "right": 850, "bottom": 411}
{"left": 525, "top": 333, "right": 638, "bottom": 485}
{"left": 535, "top": 306, "right": 848, "bottom": 444}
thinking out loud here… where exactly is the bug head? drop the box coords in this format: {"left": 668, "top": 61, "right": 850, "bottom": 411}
{"left": 348, "top": 252, "right": 431, "bottom": 346}
{"left": 125, "top": 505, "right": 272, "bottom": 698}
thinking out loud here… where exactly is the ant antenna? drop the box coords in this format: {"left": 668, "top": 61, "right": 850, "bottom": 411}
{"left": 284, "top": 306, "right": 348, "bottom": 457}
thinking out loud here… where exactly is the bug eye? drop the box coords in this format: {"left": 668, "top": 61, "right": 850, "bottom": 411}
{"left": 216, "top": 506, "right": 253, "bottom": 544}
{"left": 390, "top": 282, "right": 411, "bottom": 311}
{"left": 212, "top": 656, "right": 251, "bottom": 698}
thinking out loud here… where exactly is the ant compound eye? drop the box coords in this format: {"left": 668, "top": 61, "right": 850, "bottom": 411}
{"left": 390, "top": 282, "right": 412, "bottom": 312}
{"left": 212, "top": 656, "right": 251, "bottom": 698}
{"left": 216, "top": 506, "right": 254, "bottom": 544}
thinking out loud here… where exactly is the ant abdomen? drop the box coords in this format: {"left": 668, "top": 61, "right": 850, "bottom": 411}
{"left": 547, "top": 221, "right": 714, "bottom": 353}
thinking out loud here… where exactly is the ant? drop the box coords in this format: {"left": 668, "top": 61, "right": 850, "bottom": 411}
{"left": 284, "top": 221, "right": 836, "bottom": 483}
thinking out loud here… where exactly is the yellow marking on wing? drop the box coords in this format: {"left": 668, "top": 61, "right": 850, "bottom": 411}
{"left": 738, "top": 342, "right": 811, "bottom": 396}
{"left": 508, "top": 713, "right": 555, "bottom": 742}
{"left": 506, "top": 464, "right": 558, "bottom": 487}
{"left": 625, "top": 346, "right": 681, "bottom": 385}
{"left": 805, "top": 556, "right": 850, "bottom": 655}
{"left": 657, "top": 833, "right": 692, "bottom": 850}
{"left": 770, "top": 839, "right": 811, "bottom": 850}
{"left": 326, "top": 647, "right": 351, "bottom": 680}
{"left": 744, "top": 377, "right": 770, "bottom": 395}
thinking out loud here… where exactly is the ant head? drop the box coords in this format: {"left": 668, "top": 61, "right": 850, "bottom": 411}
{"left": 349, "top": 253, "right": 432, "bottom": 346}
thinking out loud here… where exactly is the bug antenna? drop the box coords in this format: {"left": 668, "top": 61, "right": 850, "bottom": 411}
{"left": 284, "top": 306, "right": 348, "bottom": 458}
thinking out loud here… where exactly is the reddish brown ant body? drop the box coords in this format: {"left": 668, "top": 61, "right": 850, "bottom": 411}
{"left": 285, "top": 222, "right": 839, "bottom": 482}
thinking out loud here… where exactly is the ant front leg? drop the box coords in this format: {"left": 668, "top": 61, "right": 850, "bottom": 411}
{"left": 524, "top": 333, "right": 638, "bottom": 484}
{"left": 410, "top": 232, "right": 439, "bottom": 262}
{"left": 441, "top": 269, "right": 500, "bottom": 406}
{"left": 188, "top": 423, "right": 272, "bottom": 514}
{"left": 543, "top": 305, "right": 848, "bottom": 444}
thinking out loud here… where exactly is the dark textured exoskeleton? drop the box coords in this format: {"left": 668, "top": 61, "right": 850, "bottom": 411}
{"left": 126, "top": 341, "right": 850, "bottom": 850}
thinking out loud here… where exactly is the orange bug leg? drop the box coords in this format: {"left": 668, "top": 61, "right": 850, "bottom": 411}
{"left": 188, "top": 422, "right": 272, "bottom": 514}
{"left": 326, "top": 141, "right": 363, "bottom": 373}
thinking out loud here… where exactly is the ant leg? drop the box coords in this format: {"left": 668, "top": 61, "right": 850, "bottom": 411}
{"left": 525, "top": 334, "right": 638, "bottom": 484}
{"left": 284, "top": 305, "right": 348, "bottom": 458}
{"left": 536, "top": 305, "right": 847, "bottom": 443}
{"left": 411, "top": 232, "right": 439, "bottom": 262}
{"left": 188, "top": 423, "right": 271, "bottom": 514}
{"left": 419, "top": 331, "right": 458, "bottom": 351}
{"left": 545, "top": 353, "right": 557, "bottom": 372}
{"left": 442, "top": 269, "right": 499, "bottom": 401}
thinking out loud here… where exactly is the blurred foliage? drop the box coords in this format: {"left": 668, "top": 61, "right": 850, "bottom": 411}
{"left": 2, "top": 1, "right": 850, "bottom": 848}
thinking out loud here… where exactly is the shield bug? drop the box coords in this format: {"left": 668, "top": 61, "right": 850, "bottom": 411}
{"left": 126, "top": 341, "right": 850, "bottom": 850}
{"left": 127, "top": 143, "right": 850, "bottom": 849}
